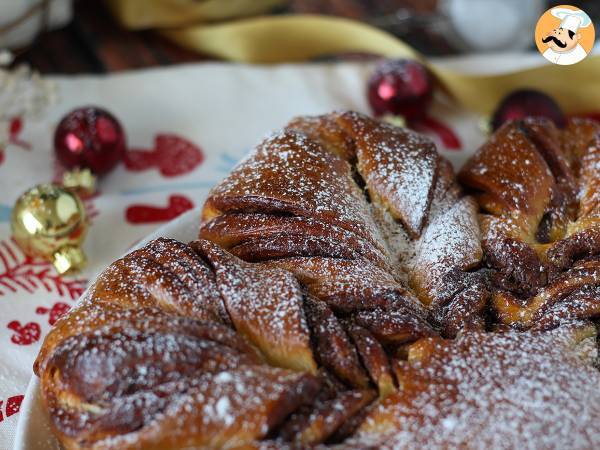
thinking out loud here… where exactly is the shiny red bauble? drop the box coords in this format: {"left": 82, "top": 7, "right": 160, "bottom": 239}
{"left": 491, "top": 89, "right": 565, "bottom": 131}
{"left": 54, "top": 106, "right": 126, "bottom": 175}
{"left": 367, "top": 59, "right": 433, "bottom": 119}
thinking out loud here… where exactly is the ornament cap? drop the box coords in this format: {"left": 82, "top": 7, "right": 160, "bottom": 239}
{"left": 52, "top": 245, "right": 86, "bottom": 274}
{"left": 381, "top": 114, "right": 406, "bottom": 128}
{"left": 63, "top": 168, "right": 97, "bottom": 197}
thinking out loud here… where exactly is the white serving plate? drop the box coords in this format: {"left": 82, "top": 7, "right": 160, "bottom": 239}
{"left": 14, "top": 206, "right": 204, "bottom": 450}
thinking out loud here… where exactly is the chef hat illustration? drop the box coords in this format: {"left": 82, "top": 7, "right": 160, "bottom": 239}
{"left": 551, "top": 7, "right": 592, "bottom": 33}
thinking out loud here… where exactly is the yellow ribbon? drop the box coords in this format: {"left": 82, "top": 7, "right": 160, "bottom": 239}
{"left": 108, "top": 2, "right": 600, "bottom": 115}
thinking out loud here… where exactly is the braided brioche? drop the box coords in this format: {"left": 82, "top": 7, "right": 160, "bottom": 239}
{"left": 201, "top": 111, "right": 486, "bottom": 336}
{"left": 34, "top": 112, "right": 600, "bottom": 449}
{"left": 459, "top": 118, "right": 600, "bottom": 330}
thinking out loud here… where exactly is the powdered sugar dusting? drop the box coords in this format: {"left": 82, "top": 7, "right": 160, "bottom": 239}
{"left": 196, "top": 240, "right": 317, "bottom": 373}
{"left": 460, "top": 118, "right": 600, "bottom": 329}
{"left": 203, "top": 111, "right": 484, "bottom": 312}
{"left": 410, "top": 196, "right": 482, "bottom": 303}
{"left": 206, "top": 130, "right": 387, "bottom": 254}
{"left": 96, "top": 366, "right": 319, "bottom": 449}
{"left": 351, "top": 324, "right": 600, "bottom": 450}
{"left": 353, "top": 118, "right": 439, "bottom": 237}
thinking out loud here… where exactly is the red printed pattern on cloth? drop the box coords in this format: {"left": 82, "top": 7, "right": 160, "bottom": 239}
{"left": 125, "top": 194, "right": 194, "bottom": 224}
{"left": 124, "top": 134, "right": 204, "bottom": 177}
{"left": 0, "top": 240, "right": 86, "bottom": 298}
{"left": 0, "top": 395, "right": 24, "bottom": 422}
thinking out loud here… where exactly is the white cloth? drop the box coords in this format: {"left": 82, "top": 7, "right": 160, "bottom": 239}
{"left": 543, "top": 43, "right": 588, "bottom": 65}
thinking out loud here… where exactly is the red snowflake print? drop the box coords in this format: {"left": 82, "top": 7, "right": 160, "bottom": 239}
{"left": 125, "top": 194, "right": 194, "bottom": 224}
{"left": 7, "top": 320, "right": 41, "bottom": 345}
{"left": 0, "top": 394, "right": 24, "bottom": 422}
{"left": 124, "top": 134, "right": 204, "bottom": 177}
{"left": 0, "top": 239, "right": 87, "bottom": 298}
{"left": 0, "top": 117, "right": 31, "bottom": 166}
{"left": 36, "top": 301, "right": 71, "bottom": 325}
{"left": 9, "top": 118, "right": 31, "bottom": 150}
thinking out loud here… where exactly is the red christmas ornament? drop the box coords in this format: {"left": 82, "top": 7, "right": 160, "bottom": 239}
{"left": 367, "top": 59, "right": 433, "bottom": 119}
{"left": 54, "top": 106, "right": 126, "bottom": 175}
{"left": 491, "top": 90, "right": 565, "bottom": 131}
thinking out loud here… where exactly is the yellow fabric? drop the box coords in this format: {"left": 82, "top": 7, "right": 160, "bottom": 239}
{"left": 108, "top": 2, "right": 600, "bottom": 115}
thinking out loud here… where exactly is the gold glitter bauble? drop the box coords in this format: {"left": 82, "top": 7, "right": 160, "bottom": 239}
{"left": 11, "top": 184, "right": 87, "bottom": 274}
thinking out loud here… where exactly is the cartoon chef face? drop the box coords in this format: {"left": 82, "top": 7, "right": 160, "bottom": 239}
{"left": 542, "top": 26, "right": 581, "bottom": 53}
{"left": 537, "top": 6, "right": 593, "bottom": 65}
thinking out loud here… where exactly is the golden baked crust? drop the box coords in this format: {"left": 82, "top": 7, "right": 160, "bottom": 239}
{"left": 348, "top": 322, "right": 600, "bottom": 450}
{"left": 34, "top": 112, "right": 600, "bottom": 449}
{"left": 459, "top": 118, "right": 600, "bottom": 329}
{"left": 202, "top": 111, "right": 487, "bottom": 336}
{"left": 35, "top": 239, "right": 322, "bottom": 450}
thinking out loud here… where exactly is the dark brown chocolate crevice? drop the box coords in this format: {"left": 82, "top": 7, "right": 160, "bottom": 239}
{"left": 483, "top": 236, "right": 547, "bottom": 296}
{"left": 459, "top": 117, "right": 600, "bottom": 332}
{"left": 303, "top": 295, "right": 371, "bottom": 389}
{"left": 351, "top": 164, "right": 372, "bottom": 204}
{"left": 520, "top": 119, "right": 577, "bottom": 206}
{"left": 547, "top": 228, "right": 600, "bottom": 272}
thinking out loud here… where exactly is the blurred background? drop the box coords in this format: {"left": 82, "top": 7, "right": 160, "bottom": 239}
{"left": 1, "top": 0, "right": 600, "bottom": 73}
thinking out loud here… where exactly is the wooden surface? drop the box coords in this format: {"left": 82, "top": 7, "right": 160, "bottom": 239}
{"left": 13, "top": 0, "right": 600, "bottom": 74}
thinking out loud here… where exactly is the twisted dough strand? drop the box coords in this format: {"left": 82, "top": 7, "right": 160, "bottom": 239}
{"left": 459, "top": 117, "right": 600, "bottom": 329}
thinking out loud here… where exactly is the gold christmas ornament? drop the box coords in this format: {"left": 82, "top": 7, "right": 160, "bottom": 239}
{"left": 11, "top": 184, "right": 88, "bottom": 274}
